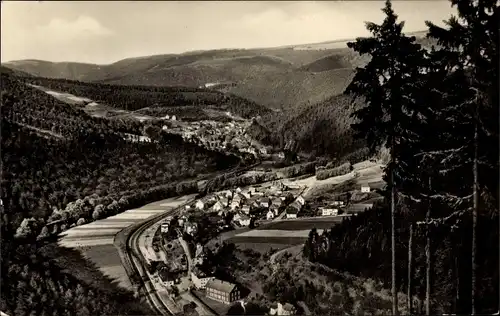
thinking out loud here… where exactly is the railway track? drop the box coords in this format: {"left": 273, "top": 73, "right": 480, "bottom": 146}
{"left": 122, "top": 163, "right": 259, "bottom": 315}
{"left": 126, "top": 199, "right": 193, "bottom": 316}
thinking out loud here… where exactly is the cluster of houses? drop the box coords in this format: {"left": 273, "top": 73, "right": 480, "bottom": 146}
{"left": 161, "top": 119, "right": 271, "bottom": 158}
{"left": 310, "top": 183, "right": 376, "bottom": 218}
{"left": 317, "top": 200, "right": 345, "bottom": 217}
{"left": 284, "top": 195, "right": 306, "bottom": 219}
{"left": 187, "top": 182, "right": 298, "bottom": 225}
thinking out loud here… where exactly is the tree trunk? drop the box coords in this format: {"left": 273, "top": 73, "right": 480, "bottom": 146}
{"left": 471, "top": 121, "right": 478, "bottom": 315}
{"left": 391, "top": 160, "right": 398, "bottom": 315}
{"left": 455, "top": 243, "right": 460, "bottom": 314}
{"left": 407, "top": 223, "right": 413, "bottom": 313}
{"left": 425, "top": 176, "right": 432, "bottom": 316}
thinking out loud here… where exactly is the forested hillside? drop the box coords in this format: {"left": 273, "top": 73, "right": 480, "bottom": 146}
{"left": 20, "top": 76, "right": 271, "bottom": 119}
{"left": 3, "top": 34, "right": 436, "bottom": 111}
{"left": 0, "top": 72, "right": 240, "bottom": 315}
{"left": 248, "top": 94, "right": 367, "bottom": 160}
{"left": 302, "top": 1, "right": 499, "bottom": 315}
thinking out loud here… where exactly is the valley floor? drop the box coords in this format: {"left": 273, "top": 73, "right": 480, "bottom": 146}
{"left": 58, "top": 194, "right": 196, "bottom": 290}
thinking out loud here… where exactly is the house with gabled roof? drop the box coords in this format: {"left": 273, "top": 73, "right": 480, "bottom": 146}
{"left": 241, "top": 205, "right": 251, "bottom": 215}
{"left": 286, "top": 202, "right": 302, "bottom": 219}
{"left": 220, "top": 197, "right": 229, "bottom": 207}
{"left": 259, "top": 197, "right": 271, "bottom": 208}
{"left": 241, "top": 191, "right": 252, "bottom": 199}
{"left": 238, "top": 214, "right": 251, "bottom": 226}
{"left": 195, "top": 200, "right": 205, "bottom": 210}
{"left": 212, "top": 201, "right": 224, "bottom": 212}
{"left": 205, "top": 279, "right": 240, "bottom": 304}
{"left": 266, "top": 209, "right": 275, "bottom": 220}
{"left": 296, "top": 195, "right": 306, "bottom": 206}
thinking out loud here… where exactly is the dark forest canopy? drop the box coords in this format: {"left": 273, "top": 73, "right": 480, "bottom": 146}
{"left": 19, "top": 75, "right": 272, "bottom": 119}
{"left": 0, "top": 72, "right": 241, "bottom": 315}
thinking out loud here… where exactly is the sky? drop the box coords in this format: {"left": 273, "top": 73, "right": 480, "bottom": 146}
{"left": 1, "top": 1, "right": 456, "bottom": 65}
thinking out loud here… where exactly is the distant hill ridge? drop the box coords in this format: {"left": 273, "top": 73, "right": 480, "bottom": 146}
{"left": 2, "top": 31, "right": 435, "bottom": 111}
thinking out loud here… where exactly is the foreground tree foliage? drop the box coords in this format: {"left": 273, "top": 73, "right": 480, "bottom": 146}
{"left": 304, "top": 0, "right": 498, "bottom": 315}
{"left": 0, "top": 241, "right": 152, "bottom": 316}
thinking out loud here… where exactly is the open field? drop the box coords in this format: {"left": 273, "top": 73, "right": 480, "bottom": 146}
{"left": 231, "top": 242, "right": 299, "bottom": 253}
{"left": 258, "top": 217, "right": 345, "bottom": 230}
{"left": 228, "top": 236, "right": 307, "bottom": 245}
{"left": 57, "top": 194, "right": 196, "bottom": 290}
{"left": 291, "top": 160, "right": 385, "bottom": 198}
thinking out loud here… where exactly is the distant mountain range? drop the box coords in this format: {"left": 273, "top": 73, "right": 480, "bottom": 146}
{"left": 2, "top": 31, "right": 436, "bottom": 158}
{"left": 2, "top": 31, "right": 434, "bottom": 111}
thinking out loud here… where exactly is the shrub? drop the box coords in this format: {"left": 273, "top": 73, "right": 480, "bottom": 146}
{"left": 316, "top": 162, "right": 352, "bottom": 180}
{"left": 76, "top": 218, "right": 86, "bottom": 226}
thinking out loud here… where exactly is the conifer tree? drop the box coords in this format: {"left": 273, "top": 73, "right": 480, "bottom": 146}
{"left": 426, "top": 1, "right": 499, "bottom": 313}
{"left": 344, "top": 1, "right": 426, "bottom": 314}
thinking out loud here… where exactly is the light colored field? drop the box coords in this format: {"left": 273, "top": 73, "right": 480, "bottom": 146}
{"left": 78, "top": 222, "right": 138, "bottom": 229}
{"left": 236, "top": 229, "right": 323, "bottom": 238}
{"left": 59, "top": 238, "right": 115, "bottom": 248}
{"left": 57, "top": 194, "right": 195, "bottom": 290}
{"left": 60, "top": 228, "right": 123, "bottom": 237}
{"left": 285, "top": 160, "right": 384, "bottom": 198}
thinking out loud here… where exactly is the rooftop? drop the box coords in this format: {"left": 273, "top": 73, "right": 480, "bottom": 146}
{"left": 206, "top": 279, "right": 236, "bottom": 293}
{"left": 286, "top": 208, "right": 299, "bottom": 214}
{"left": 283, "top": 303, "right": 296, "bottom": 311}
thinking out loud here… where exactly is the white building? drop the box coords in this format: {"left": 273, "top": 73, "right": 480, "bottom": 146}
{"left": 296, "top": 195, "right": 306, "bottom": 206}
{"left": 191, "top": 271, "right": 215, "bottom": 290}
{"left": 160, "top": 223, "right": 169, "bottom": 233}
{"left": 241, "top": 205, "right": 251, "bottom": 215}
{"left": 195, "top": 200, "right": 205, "bottom": 210}
{"left": 230, "top": 200, "right": 241, "bottom": 210}
{"left": 260, "top": 198, "right": 270, "bottom": 208}
{"left": 212, "top": 201, "right": 224, "bottom": 212}
{"left": 220, "top": 198, "right": 229, "bottom": 207}
{"left": 286, "top": 212, "right": 297, "bottom": 219}
{"left": 271, "top": 205, "right": 280, "bottom": 216}
{"left": 239, "top": 215, "right": 251, "bottom": 226}
{"left": 266, "top": 210, "right": 275, "bottom": 220}
{"left": 361, "top": 184, "right": 371, "bottom": 193}
{"left": 233, "top": 214, "right": 242, "bottom": 222}
{"left": 241, "top": 191, "right": 252, "bottom": 199}
{"left": 269, "top": 302, "right": 296, "bottom": 316}
{"left": 332, "top": 200, "right": 345, "bottom": 206}
{"left": 321, "top": 208, "right": 338, "bottom": 216}
{"left": 220, "top": 190, "right": 233, "bottom": 198}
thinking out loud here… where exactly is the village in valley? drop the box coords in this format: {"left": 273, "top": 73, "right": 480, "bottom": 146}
{"left": 161, "top": 115, "right": 275, "bottom": 159}
{"left": 137, "top": 178, "right": 380, "bottom": 316}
